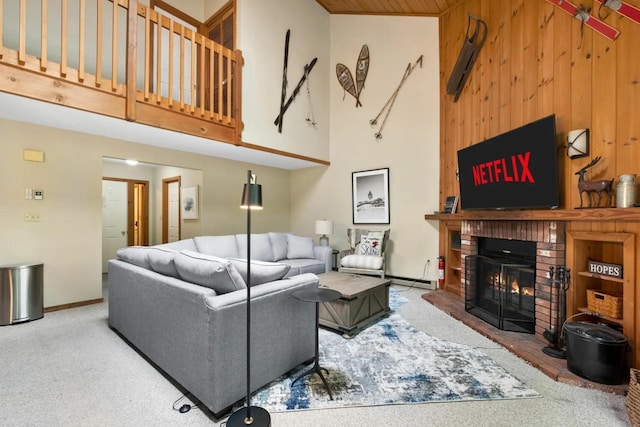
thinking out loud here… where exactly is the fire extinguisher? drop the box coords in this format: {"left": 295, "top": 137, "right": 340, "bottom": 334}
{"left": 438, "top": 256, "right": 445, "bottom": 287}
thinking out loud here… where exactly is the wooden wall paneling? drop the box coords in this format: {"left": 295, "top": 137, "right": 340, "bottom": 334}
{"left": 568, "top": 10, "right": 593, "bottom": 209}
{"left": 537, "top": 1, "right": 554, "bottom": 118}
{"left": 509, "top": 0, "right": 525, "bottom": 129}
{"left": 498, "top": 0, "right": 512, "bottom": 134}
{"left": 522, "top": 0, "right": 538, "bottom": 124}
{"left": 464, "top": 0, "right": 482, "bottom": 149}
{"left": 439, "top": 4, "right": 465, "bottom": 203}
{"left": 552, "top": 2, "right": 572, "bottom": 207}
{"left": 480, "top": 0, "right": 499, "bottom": 139}
{"left": 591, "top": 13, "right": 619, "bottom": 199}
{"left": 615, "top": 14, "right": 640, "bottom": 179}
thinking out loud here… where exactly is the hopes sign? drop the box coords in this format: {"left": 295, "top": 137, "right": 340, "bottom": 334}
{"left": 457, "top": 114, "right": 560, "bottom": 211}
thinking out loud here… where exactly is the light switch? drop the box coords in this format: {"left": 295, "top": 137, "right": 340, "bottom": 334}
{"left": 25, "top": 188, "right": 33, "bottom": 200}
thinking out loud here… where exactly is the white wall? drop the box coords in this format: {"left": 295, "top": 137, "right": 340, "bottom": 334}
{"left": 237, "top": 0, "right": 330, "bottom": 162}
{"left": 290, "top": 15, "right": 441, "bottom": 282}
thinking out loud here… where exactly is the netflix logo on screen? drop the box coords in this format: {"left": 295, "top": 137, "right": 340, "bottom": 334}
{"left": 457, "top": 115, "right": 560, "bottom": 210}
{"left": 471, "top": 152, "right": 535, "bottom": 186}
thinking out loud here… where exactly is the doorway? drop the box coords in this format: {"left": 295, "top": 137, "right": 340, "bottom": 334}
{"left": 101, "top": 178, "right": 150, "bottom": 272}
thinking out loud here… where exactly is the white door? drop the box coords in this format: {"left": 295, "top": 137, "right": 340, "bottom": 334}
{"left": 102, "top": 180, "right": 128, "bottom": 273}
{"left": 168, "top": 181, "right": 180, "bottom": 242}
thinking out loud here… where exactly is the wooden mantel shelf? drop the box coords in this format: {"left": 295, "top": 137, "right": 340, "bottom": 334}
{"left": 425, "top": 207, "right": 640, "bottom": 222}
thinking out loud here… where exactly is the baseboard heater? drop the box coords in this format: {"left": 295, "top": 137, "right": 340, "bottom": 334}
{"left": 387, "top": 275, "right": 436, "bottom": 289}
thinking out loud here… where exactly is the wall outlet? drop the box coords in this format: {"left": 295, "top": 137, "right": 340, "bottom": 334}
{"left": 24, "top": 213, "right": 42, "bottom": 222}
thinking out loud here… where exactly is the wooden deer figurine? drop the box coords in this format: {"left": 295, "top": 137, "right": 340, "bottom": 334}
{"left": 575, "top": 156, "right": 614, "bottom": 208}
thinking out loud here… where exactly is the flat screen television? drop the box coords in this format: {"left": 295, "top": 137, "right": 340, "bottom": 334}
{"left": 457, "top": 114, "right": 560, "bottom": 210}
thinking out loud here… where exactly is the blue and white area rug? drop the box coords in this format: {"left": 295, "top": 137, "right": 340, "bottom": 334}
{"left": 252, "top": 289, "right": 540, "bottom": 412}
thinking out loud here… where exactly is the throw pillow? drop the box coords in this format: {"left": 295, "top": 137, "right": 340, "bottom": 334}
{"left": 147, "top": 247, "right": 179, "bottom": 278}
{"left": 359, "top": 234, "right": 382, "bottom": 256}
{"left": 287, "top": 234, "right": 315, "bottom": 259}
{"left": 116, "top": 246, "right": 151, "bottom": 269}
{"left": 193, "top": 235, "right": 240, "bottom": 259}
{"left": 268, "top": 232, "right": 289, "bottom": 261}
{"left": 229, "top": 259, "right": 291, "bottom": 286}
{"left": 236, "top": 233, "right": 275, "bottom": 262}
{"left": 174, "top": 251, "right": 246, "bottom": 294}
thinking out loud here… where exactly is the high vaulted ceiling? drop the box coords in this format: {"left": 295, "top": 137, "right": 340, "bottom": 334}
{"left": 315, "top": 0, "right": 462, "bottom": 16}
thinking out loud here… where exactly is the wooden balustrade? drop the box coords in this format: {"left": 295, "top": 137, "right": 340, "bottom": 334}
{"left": 0, "top": 0, "right": 242, "bottom": 145}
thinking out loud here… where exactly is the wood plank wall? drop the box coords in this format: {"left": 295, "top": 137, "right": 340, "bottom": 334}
{"left": 438, "top": 0, "right": 640, "bottom": 367}
{"left": 440, "top": 0, "right": 639, "bottom": 206}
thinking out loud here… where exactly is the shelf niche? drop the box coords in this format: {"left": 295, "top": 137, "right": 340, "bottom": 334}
{"left": 566, "top": 231, "right": 636, "bottom": 366}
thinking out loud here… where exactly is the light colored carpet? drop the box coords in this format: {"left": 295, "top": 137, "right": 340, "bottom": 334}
{"left": 0, "top": 279, "right": 630, "bottom": 426}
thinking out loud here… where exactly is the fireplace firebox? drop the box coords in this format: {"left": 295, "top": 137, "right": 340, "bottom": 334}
{"left": 465, "top": 238, "right": 537, "bottom": 334}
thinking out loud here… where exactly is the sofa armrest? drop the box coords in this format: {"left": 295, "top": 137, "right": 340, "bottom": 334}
{"left": 313, "top": 245, "right": 332, "bottom": 273}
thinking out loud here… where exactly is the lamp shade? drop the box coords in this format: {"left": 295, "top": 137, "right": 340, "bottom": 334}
{"left": 567, "top": 129, "right": 589, "bottom": 159}
{"left": 315, "top": 220, "right": 333, "bottom": 236}
{"left": 241, "top": 183, "right": 263, "bottom": 209}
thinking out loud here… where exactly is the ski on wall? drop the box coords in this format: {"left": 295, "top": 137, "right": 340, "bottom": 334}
{"left": 546, "top": 0, "right": 620, "bottom": 41}
{"left": 595, "top": 0, "right": 640, "bottom": 27}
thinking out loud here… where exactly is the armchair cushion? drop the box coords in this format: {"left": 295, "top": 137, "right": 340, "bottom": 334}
{"left": 341, "top": 254, "right": 384, "bottom": 270}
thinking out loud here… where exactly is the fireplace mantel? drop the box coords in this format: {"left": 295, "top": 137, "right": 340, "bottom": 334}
{"left": 425, "top": 207, "right": 640, "bottom": 222}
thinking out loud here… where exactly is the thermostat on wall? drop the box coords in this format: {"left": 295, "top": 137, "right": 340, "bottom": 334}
{"left": 34, "top": 190, "right": 43, "bottom": 200}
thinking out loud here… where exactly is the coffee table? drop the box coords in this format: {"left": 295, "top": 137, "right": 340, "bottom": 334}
{"left": 317, "top": 271, "right": 391, "bottom": 337}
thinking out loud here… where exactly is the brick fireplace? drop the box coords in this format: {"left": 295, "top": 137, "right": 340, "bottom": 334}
{"left": 460, "top": 220, "right": 566, "bottom": 341}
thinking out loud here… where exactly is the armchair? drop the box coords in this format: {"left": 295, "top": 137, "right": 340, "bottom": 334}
{"left": 338, "top": 228, "right": 390, "bottom": 279}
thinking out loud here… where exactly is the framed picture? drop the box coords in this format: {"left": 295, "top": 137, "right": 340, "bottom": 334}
{"left": 181, "top": 186, "right": 199, "bottom": 219}
{"left": 352, "top": 168, "right": 390, "bottom": 224}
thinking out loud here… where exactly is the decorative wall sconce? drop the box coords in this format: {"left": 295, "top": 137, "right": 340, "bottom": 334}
{"left": 567, "top": 129, "right": 589, "bottom": 159}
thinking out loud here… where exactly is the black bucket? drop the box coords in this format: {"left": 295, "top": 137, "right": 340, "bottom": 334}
{"left": 564, "top": 321, "right": 628, "bottom": 385}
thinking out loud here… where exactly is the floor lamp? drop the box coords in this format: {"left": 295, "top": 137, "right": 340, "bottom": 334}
{"left": 227, "top": 170, "right": 271, "bottom": 427}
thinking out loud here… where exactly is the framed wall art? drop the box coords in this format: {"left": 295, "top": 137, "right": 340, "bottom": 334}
{"left": 181, "top": 186, "right": 199, "bottom": 219}
{"left": 352, "top": 168, "right": 390, "bottom": 224}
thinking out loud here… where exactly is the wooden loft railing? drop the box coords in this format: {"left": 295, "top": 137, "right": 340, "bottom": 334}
{"left": 0, "top": 0, "right": 243, "bottom": 145}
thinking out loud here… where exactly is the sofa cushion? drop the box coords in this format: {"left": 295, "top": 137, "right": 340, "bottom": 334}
{"left": 281, "top": 259, "right": 325, "bottom": 277}
{"left": 229, "top": 259, "right": 291, "bottom": 286}
{"left": 236, "top": 234, "right": 275, "bottom": 262}
{"left": 147, "top": 247, "right": 180, "bottom": 278}
{"left": 156, "top": 238, "right": 197, "bottom": 252}
{"left": 194, "top": 235, "right": 240, "bottom": 259}
{"left": 116, "top": 246, "right": 151, "bottom": 269}
{"left": 174, "top": 251, "right": 246, "bottom": 293}
{"left": 341, "top": 254, "right": 384, "bottom": 270}
{"left": 287, "top": 234, "right": 315, "bottom": 259}
{"left": 268, "top": 232, "right": 289, "bottom": 261}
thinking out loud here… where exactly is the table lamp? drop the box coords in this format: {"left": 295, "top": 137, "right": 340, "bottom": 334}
{"left": 315, "top": 220, "right": 333, "bottom": 247}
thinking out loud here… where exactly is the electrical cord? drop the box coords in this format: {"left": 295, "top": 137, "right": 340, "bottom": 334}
{"left": 394, "top": 258, "right": 431, "bottom": 292}
{"left": 172, "top": 393, "right": 199, "bottom": 414}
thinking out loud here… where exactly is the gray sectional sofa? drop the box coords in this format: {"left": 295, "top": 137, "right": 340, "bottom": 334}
{"left": 108, "top": 232, "right": 332, "bottom": 416}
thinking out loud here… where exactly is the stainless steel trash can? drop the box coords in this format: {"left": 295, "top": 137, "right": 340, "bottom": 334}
{"left": 0, "top": 263, "right": 44, "bottom": 325}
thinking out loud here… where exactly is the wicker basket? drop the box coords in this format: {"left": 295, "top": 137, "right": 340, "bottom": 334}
{"left": 586, "top": 289, "right": 623, "bottom": 319}
{"left": 627, "top": 368, "right": 640, "bottom": 427}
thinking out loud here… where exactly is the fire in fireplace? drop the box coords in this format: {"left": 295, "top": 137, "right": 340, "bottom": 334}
{"left": 465, "top": 238, "right": 537, "bottom": 334}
